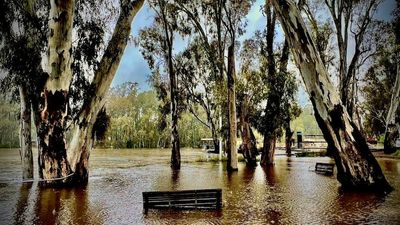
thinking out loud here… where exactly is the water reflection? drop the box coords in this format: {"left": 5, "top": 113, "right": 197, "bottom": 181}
{"left": 13, "top": 183, "right": 33, "bottom": 225}
{"left": 11, "top": 184, "right": 104, "bottom": 225}
{"left": 171, "top": 170, "right": 180, "bottom": 190}
{"left": 1, "top": 149, "right": 400, "bottom": 224}
{"left": 262, "top": 165, "right": 278, "bottom": 187}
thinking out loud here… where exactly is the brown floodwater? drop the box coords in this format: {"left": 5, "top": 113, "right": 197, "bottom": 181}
{"left": 0, "top": 148, "right": 399, "bottom": 225}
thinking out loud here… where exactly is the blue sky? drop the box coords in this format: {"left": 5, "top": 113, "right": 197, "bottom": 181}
{"left": 112, "top": 0, "right": 396, "bottom": 100}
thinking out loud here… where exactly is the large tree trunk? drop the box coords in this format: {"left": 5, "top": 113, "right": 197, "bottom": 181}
{"left": 37, "top": 0, "right": 75, "bottom": 185}
{"left": 19, "top": 85, "right": 33, "bottom": 179}
{"left": 384, "top": 59, "right": 400, "bottom": 154}
{"left": 239, "top": 95, "right": 257, "bottom": 167}
{"left": 271, "top": 0, "right": 391, "bottom": 192}
{"left": 66, "top": 0, "right": 145, "bottom": 183}
{"left": 227, "top": 43, "right": 238, "bottom": 171}
{"left": 261, "top": 134, "right": 276, "bottom": 165}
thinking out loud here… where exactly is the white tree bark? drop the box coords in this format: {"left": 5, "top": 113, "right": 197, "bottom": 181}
{"left": 384, "top": 56, "right": 400, "bottom": 153}
{"left": 38, "top": 0, "right": 75, "bottom": 183}
{"left": 67, "top": 0, "right": 145, "bottom": 183}
{"left": 271, "top": 0, "right": 391, "bottom": 191}
{"left": 46, "top": 0, "right": 75, "bottom": 92}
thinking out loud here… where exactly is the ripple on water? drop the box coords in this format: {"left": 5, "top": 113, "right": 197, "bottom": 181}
{"left": 0, "top": 149, "right": 400, "bottom": 224}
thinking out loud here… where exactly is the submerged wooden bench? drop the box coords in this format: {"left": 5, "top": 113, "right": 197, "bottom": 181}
{"left": 315, "top": 162, "right": 334, "bottom": 175}
{"left": 143, "top": 189, "right": 222, "bottom": 211}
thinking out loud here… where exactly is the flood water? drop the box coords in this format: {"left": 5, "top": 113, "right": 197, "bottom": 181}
{"left": 0, "top": 148, "right": 400, "bottom": 225}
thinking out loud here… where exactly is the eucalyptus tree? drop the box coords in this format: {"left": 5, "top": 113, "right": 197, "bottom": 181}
{"left": 237, "top": 38, "right": 266, "bottom": 166}
{"left": 384, "top": 0, "right": 400, "bottom": 154}
{"left": 222, "top": 0, "right": 254, "bottom": 171}
{"left": 138, "top": 0, "right": 191, "bottom": 169}
{"left": 177, "top": 40, "right": 221, "bottom": 152}
{"left": 271, "top": 0, "right": 391, "bottom": 192}
{"left": 257, "top": 1, "right": 296, "bottom": 166}
{"left": 171, "top": 0, "right": 226, "bottom": 152}
{"left": 1, "top": 0, "right": 145, "bottom": 184}
{"left": 324, "top": 0, "right": 383, "bottom": 118}
{"left": 0, "top": 0, "right": 48, "bottom": 179}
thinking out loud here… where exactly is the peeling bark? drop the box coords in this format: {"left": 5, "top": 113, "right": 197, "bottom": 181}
{"left": 272, "top": 0, "right": 391, "bottom": 192}
{"left": 227, "top": 43, "right": 238, "bottom": 171}
{"left": 384, "top": 59, "right": 400, "bottom": 154}
{"left": 240, "top": 95, "right": 257, "bottom": 167}
{"left": 38, "top": 0, "right": 75, "bottom": 185}
{"left": 67, "top": 0, "right": 145, "bottom": 183}
{"left": 39, "top": 0, "right": 145, "bottom": 185}
{"left": 19, "top": 85, "right": 33, "bottom": 179}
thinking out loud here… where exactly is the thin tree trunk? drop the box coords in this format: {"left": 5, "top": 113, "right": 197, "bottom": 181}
{"left": 284, "top": 118, "right": 294, "bottom": 156}
{"left": 271, "top": 0, "right": 391, "bottom": 192}
{"left": 19, "top": 85, "right": 33, "bottom": 179}
{"left": 38, "top": 0, "right": 75, "bottom": 184}
{"left": 227, "top": 43, "right": 238, "bottom": 171}
{"left": 384, "top": 57, "right": 400, "bottom": 154}
{"left": 156, "top": 0, "right": 181, "bottom": 170}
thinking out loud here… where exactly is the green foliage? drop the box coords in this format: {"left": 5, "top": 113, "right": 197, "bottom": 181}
{"left": 291, "top": 105, "right": 322, "bottom": 135}
{"left": 0, "top": 95, "right": 19, "bottom": 148}
{"left": 100, "top": 83, "right": 210, "bottom": 148}
{"left": 361, "top": 26, "right": 399, "bottom": 136}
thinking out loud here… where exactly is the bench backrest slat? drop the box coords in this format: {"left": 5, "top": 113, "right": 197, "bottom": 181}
{"left": 143, "top": 189, "right": 222, "bottom": 211}
{"left": 315, "top": 163, "right": 334, "bottom": 175}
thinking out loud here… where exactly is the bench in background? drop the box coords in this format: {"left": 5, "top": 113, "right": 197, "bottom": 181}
{"left": 315, "top": 162, "right": 334, "bottom": 175}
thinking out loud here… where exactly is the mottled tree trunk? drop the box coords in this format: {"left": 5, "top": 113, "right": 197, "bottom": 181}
{"left": 272, "top": 0, "right": 391, "bottom": 192}
{"left": 240, "top": 95, "right": 257, "bottom": 167}
{"left": 37, "top": 0, "right": 144, "bottom": 185}
{"left": 38, "top": 0, "right": 75, "bottom": 185}
{"left": 19, "top": 85, "right": 33, "bottom": 179}
{"left": 384, "top": 59, "right": 400, "bottom": 154}
{"left": 227, "top": 43, "right": 238, "bottom": 171}
{"left": 67, "top": 0, "right": 145, "bottom": 183}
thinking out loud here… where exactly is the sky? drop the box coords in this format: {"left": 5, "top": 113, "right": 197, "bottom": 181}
{"left": 112, "top": 0, "right": 396, "bottom": 105}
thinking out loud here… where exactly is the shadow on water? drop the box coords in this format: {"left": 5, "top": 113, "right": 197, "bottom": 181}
{"left": 12, "top": 183, "right": 104, "bottom": 225}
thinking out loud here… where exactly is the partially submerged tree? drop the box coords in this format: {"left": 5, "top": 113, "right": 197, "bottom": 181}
{"left": 223, "top": 0, "right": 254, "bottom": 171}
{"left": 237, "top": 38, "right": 267, "bottom": 166}
{"left": 271, "top": 0, "right": 391, "bottom": 192}
{"left": 0, "top": 0, "right": 48, "bottom": 179}
{"left": 138, "top": 0, "right": 189, "bottom": 169}
{"left": 384, "top": 0, "right": 400, "bottom": 154}
{"left": 32, "top": 0, "right": 145, "bottom": 185}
